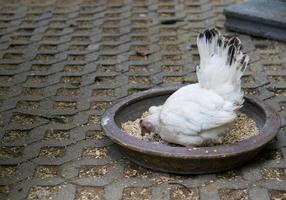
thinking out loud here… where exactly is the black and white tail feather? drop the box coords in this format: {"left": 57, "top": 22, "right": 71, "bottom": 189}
{"left": 196, "top": 28, "right": 249, "bottom": 108}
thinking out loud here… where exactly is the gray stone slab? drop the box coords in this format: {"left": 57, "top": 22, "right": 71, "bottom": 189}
{"left": 224, "top": 0, "right": 286, "bottom": 42}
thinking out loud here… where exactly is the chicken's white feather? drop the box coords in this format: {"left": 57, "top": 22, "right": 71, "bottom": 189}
{"left": 141, "top": 28, "right": 249, "bottom": 146}
{"left": 196, "top": 30, "right": 249, "bottom": 106}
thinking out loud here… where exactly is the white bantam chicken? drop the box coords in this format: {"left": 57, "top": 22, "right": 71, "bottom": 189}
{"left": 139, "top": 28, "right": 249, "bottom": 146}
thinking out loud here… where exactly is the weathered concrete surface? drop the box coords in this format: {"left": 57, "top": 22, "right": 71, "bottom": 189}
{"left": 224, "top": 0, "right": 286, "bottom": 42}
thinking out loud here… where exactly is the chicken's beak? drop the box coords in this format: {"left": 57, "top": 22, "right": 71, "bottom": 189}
{"left": 139, "top": 120, "right": 145, "bottom": 136}
{"left": 139, "top": 119, "right": 150, "bottom": 136}
{"left": 141, "top": 129, "right": 147, "bottom": 136}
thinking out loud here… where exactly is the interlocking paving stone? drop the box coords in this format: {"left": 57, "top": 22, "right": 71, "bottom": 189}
{"left": 0, "top": 0, "right": 285, "bottom": 199}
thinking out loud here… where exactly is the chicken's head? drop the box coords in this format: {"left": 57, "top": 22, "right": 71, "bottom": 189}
{"left": 139, "top": 119, "right": 155, "bottom": 136}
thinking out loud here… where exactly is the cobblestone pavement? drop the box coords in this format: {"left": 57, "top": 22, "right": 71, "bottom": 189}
{"left": 0, "top": 0, "right": 285, "bottom": 199}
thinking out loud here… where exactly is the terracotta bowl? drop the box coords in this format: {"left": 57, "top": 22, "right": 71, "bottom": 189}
{"left": 101, "top": 87, "right": 280, "bottom": 174}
